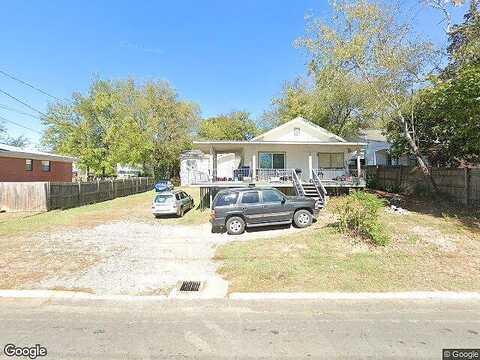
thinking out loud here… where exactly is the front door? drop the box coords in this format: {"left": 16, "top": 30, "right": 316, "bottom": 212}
{"left": 239, "top": 190, "right": 264, "bottom": 225}
{"left": 261, "top": 189, "right": 292, "bottom": 223}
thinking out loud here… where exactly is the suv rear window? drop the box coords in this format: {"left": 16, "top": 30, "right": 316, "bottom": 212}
{"left": 155, "top": 194, "right": 173, "bottom": 203}
{"left": 214, "top": 192, "right": 238, "bottom": 207}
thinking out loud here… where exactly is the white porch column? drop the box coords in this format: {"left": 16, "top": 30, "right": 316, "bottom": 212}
{"left": 252, "top": 153, "right": 256, "bottom": 180}
{"left": 356, "top": 150, "right": 362, "bottom": 178}
{"left": 210, "top": 146, "right": 217, "bottom": 181}
{"left": 308, "top": 153, "right": 313, "bottom": 180}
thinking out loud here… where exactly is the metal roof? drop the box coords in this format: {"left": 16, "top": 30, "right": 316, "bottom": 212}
{"left": 0, "top": 143, "right": 76, "bottom": 162}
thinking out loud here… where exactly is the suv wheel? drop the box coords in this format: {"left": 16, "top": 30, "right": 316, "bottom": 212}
{"left": 178, "top": 207, "right": 185, "bottom": 217}
{"left": 293, "top": 210, "right": 312, "bottom": 228}
{"left": 226, "top": 216, "right": 245, "bottom": 235}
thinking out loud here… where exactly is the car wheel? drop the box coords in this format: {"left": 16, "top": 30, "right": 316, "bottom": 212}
{"left": 293, "top": 209, "right": 312, "bottom": 228}
{"left": 178, "top": 207, "right": 185, "bottom": 217}
{"left": 226, "top": 216, "right": 245, "bottom": 235}
{"left": 154, "top": 214, "right": 161, "bottom": 219}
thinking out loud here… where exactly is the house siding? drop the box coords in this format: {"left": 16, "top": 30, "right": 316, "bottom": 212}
{"left": 243, "top": 144, "right": 353, "bottom": 172}
{"left": 0, "top": 156, "right": 72, "bottom": 182}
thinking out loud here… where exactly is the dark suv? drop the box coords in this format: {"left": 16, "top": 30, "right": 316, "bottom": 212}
{"left": 211, "top": 187, "right": 321, "bottom": 235}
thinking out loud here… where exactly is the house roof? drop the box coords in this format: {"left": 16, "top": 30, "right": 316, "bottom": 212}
{"left": 0, "top": 143, "right": 76, "bottom": 162}
{"left": 252, "top": 117, "right": 347, "bottom": 142}
{"left": 193, "top": 117, "right": 366, "bottom": 150}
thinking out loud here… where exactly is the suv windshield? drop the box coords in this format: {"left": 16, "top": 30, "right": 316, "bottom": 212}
{"left": 155, "top": 194, "right": 173, "bottom": 203}
{"left": 214, "top": 192, "right": 238, "bottom": 207}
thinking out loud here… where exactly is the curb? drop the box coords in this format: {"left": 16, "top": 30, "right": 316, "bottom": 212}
{"left": 228, "top": 291, "right": 480, "bottom": 301}
{"left": 1, "top": 290, "right": 480, "bottom": 302}
{"left": 0, "top": 290, "right": 167, "bottom": 301}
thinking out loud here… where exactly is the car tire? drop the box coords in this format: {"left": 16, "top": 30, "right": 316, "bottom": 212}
{"left": 178, "top": 207, "right": 185, "bottom": 217}
{"left": 226, "top": 216, "right": 245, "bottom": 235}
{"left": 154, "top": 214, "right": 161, "bottom": 219}
{"left": 293, "top": 209, "right": 312, "bottom": 228}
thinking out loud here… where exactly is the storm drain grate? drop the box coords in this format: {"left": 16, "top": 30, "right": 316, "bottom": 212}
{"left": 179, "top": 281, "right": 202, "bottom": 292}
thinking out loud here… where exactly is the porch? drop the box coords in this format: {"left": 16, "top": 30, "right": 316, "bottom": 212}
{"left": 190, "top": 167, "right": 366, "bottom": 188}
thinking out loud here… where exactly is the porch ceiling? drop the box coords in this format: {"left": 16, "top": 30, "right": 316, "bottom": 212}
{"left": 193, "top": 140, "right": 366, "bottom": 153}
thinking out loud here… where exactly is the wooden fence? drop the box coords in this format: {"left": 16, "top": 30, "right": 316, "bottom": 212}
{"left": 0, "top": 177, "right": 154, "bottom": 212}
{"left": 365, "top": 166, "right": 480, "bottom": 207}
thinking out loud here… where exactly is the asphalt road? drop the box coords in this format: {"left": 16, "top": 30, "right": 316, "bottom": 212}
{"left": 0, "top": 298, "right": 479, "bottom": 359}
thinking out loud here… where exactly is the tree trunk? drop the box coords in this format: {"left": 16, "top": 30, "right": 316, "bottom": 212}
{"left": 400, "top": 116, "right": 439, "bottom": 193}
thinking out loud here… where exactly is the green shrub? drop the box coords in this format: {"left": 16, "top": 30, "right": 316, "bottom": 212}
{"left": 332, "top": 191, "right": 389, "bottom": 246}
{"left": 365, "top": 173, "right": 380, "bottom": 189}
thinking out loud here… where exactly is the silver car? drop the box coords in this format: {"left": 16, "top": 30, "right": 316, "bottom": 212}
{"left": 152, "top": 190, "right": 194, "bottom": 218}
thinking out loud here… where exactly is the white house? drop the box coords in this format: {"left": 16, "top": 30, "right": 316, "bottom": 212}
{"left": 359, "top": 129, "right": 413, "bottom": 166}
{"left": 187, "top": 117, "right": 367, "bottom": 207}
{"left": 190, "top": 117, "right": 366, "bottom": 186}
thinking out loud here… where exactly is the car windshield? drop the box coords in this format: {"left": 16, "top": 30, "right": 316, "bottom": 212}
{"left": 155, "top": 194, "right": 173, "bottom": 203}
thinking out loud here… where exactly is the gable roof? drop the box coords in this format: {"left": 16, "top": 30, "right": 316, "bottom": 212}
{"left": 252, "top": 117, "right": 346, "bottom": 143}
{"left": 0, "top": 143, "right": 76, "bottom": 162}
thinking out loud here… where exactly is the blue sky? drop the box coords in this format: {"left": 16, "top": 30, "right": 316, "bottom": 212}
{"left": 0, "top": 0, "right": 466, "bottom": 146}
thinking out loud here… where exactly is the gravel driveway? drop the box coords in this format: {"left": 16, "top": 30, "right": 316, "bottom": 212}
{"left": 34, "top": 221, "right": 305, "bottom": 297}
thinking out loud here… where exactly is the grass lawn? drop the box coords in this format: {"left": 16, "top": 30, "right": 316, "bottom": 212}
{"left": 215, "top": 193, "right": 480, "bottom": 292}
{"left": 0, "top": 186, "right": 209, "bottom": 239}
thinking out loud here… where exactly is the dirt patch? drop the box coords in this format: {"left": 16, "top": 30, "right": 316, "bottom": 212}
{"left": 410, "top": 225, "right": 458, "bottom": 252}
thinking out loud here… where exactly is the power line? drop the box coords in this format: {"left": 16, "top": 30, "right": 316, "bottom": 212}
{"left": 0, "top": 114, "right": 42, "bottom": 134}
{"left": 0, "top": 69, "right": 63, "bottom": 101}
{"left": 0, "top": 103, "right": 40, "bottom": 119}
{"left": 0, "top": 88, "right": 47, "bottom": 117}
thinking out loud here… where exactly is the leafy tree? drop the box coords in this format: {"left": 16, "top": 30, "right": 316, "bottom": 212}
{"left": 388, "top": 1, "right": 480, "bottom": 166}
{"left": 389, "top": 64, "right": 480, "bottom": 166}
{"left": 268, "top": 70, "right": 379, "bottom": 138}
{"left": 42, "top": 79, "right": 200, "bottom": 180}
{"left": 296, "top": 0, "right": 439, "bottom": 187}
{"left": 0, "top": 123, "right": 29, "bottom": 148}
{"left": 445, "top": 0, "right": 480, "bottom": 74}
{"left": 198, "top": 111, "right": 259, "bottom": 140}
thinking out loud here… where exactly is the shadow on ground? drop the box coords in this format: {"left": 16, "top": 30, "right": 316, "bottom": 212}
{"left": 372, "top": 189, "right": 480, "bottom": 233}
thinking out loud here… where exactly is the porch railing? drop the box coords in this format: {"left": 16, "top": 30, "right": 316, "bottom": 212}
{"left": 233, "top": 168, "right": 252, "bottom": 181}
{"left": 191, "top": 170, "right": 210, "bottom": 183}
{"left": 256, "top": 168, "right": 294, "bottom": 183}
{"left": 314, "top": 168, "right": 350, "bottom": 180}
{"left": 311, "top": 169, "right": 327, "bottom": 204}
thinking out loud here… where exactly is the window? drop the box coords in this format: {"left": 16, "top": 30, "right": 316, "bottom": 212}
{"left": 258, "top": 152, "right": 285, "bottom": 169}
{"left": 294, "top": 127, "right": 300, "bottom": 136}
{"left": 175, "top": 193, "right": 181, "bottom": 200}
{"left": 155, "top": 194, "right": 173, "bottom": 203}
{"left": 25, "top": 159, "right": 33, "bottom": 171}
{"left": 318, "top": 153, "right": 344, "bottom": 168}
{"left": 41, "top": 160, "right": 51, "bottom": 172}
{"left": 214, "top": 192, "right": 238, "bottom": 207}
{"left": 241, "top": 191, "right": 260, "bottom": 204}
{"left": 262, "top": 189, "right": 284, "bottom": 203}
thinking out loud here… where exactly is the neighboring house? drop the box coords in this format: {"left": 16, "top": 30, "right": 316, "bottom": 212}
{"left": 190, "top": 117, "right": 367, "bottom": 207}
{"left": 116, "top": 164, "right": 142, "bottom": 178}
{"left": 180, "top": 150, "right": 241, "bottom": 186}
{"left": 358, "top": 129, "right": 414, "bottom": 166}
{"left": 0, "top": 143, "right": 75, "bottom": 182}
